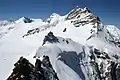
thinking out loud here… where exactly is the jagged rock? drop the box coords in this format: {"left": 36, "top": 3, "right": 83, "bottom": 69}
{"left": 86, "top": 48, "right": 120, "bottom": 80}
{"left": 7, "top": 57, "right": 34, "bottom": 80}
{"left": 66, "top": 7, "right": 101, "bottom": 27}
{"left": 42, "top": 56, "right": 59, "bottom": 80}
{"left": 23, "top": 28, "right": 40, "bottom": 38}
{"left": 7, "top": 56, "right": 59, "bottom": 80}
{"left": 33, "top": 59, "right": 46, "bottom": 80}
{"left": 66, "top": 40, "right": 69, "bottom": 44}
{"left": 94, "top": 48, "right": 101, "bottom": 55}
{"left": 23, "top": 17, "right": 33, "bottom": 23}
{"left": 94, "top": 48, "right": 111, "bottom": 59}
{"left": 113, "top": 55, "right": 120, "bottom": 60}
{"left": 42, "top": 32, "right": 59, "bottom": 45}
{"left": 116, "top": 64, "right": 120, "bottom": 80}
{"left": 110, "top": 62, "right": 117, "bottom": 80}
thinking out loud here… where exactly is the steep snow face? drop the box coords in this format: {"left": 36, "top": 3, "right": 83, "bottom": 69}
{"left": 45, "top": 13, "right": 61, "bottom": 24}
{"left": 0, "top": 7, "right": 120, "bottom": 80}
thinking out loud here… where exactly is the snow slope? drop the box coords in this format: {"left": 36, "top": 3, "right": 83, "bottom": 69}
{"left": 0, "top": 7, "right": 120, "bottom": 80}
{"left": 106, "top": 25, "right": 120, "bottom": 42}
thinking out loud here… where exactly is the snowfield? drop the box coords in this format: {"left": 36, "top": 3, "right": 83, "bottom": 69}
{"left": 0, "top": 7, "right": 120, "bottom": 80}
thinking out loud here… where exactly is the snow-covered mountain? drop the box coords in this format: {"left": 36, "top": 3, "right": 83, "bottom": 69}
{"left": 106, "top": 25, "right": 120, "bottom": 43}
{"left": 0, "top": 7, "right": 120, "bottom": 80}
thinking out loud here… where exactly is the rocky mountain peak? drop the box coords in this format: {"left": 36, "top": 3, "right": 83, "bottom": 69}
{"left": 42, "top": 31, "right": 59, "bottom": 45}
{"left": 7, "top": 56, "right": 59, "bottom": 80}
{"left": 66, "top": 7, "right": 100, "bottom": 27}
{"left": 15, "top": 17, "right": 33, "bottom": 23}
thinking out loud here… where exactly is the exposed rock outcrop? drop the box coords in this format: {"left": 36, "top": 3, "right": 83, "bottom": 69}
{"left": 23, "top": 17, "right": 33, "bottom": 23}
{"left": 7, "top": 56, "right": 59, "bottom": 80}
{"left": 42, "top": 32, "right": 59, "bottom": 46}
{"left": 66, "top": 7, "right": 100, "bottom": 27}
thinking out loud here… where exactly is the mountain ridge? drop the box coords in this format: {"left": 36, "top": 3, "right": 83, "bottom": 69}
{"left": 0, "top": 7, "right": 120, "bottom": 80}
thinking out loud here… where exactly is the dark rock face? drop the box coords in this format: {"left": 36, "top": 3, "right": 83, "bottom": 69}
{"left": 7, "top": 56, "right": 59, "bottom": 80}
{"left": 66, "top": 7, "right": 100, "bottom": 27}
{"left": 7, "top": 57, "right": 34, "bottom": 80}
{"left": 42, "top": 56, "right": 59, "bottom": 80}
{"left": 63, "top": 28, "right": 66, "bottom": 32}
{"left": 23, "top": 28, "right": 40, "bottom": 38}
{"left": 88, "top": 48, "right": 120, "bottom": 80}
{"left": 116, "top": 64, "right": 120, "bottom": 80}
{"left": 110, "top": 62, "right": 117, "bottom": 80}
{"left": 23, "top": 17, "right": 33, "bottom": 23}
{"left": 42, "top": 32, "right": 59, "bottom": 46}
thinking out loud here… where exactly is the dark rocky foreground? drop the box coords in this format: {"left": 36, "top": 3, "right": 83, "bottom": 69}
{"left": 7, "top": 56, "right": 59, "bottom": 80}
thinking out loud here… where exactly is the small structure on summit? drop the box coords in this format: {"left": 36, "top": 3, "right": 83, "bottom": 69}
{"left": 42, "top": 31, "right": 59, "bottom": 46}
